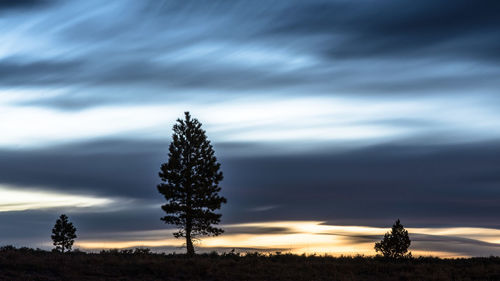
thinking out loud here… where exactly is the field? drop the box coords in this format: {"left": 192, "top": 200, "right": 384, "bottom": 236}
{"left": 0, "top": 247, "right": 499, "bottom": 281}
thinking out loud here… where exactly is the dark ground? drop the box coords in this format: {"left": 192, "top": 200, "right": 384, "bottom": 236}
{"left": 0, "top": 247, "right": 499, "bottom": 281}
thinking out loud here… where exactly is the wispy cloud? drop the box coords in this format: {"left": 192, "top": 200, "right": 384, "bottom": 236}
{"left": 0, "top": 184, "right": 112, "bottom": 212}
{"left": 2, "top": 95, "right": 500, "bottom": 149}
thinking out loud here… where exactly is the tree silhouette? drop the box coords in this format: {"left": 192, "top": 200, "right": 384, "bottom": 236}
{"left": 374, "top": 219, "right": 411, "bottom": 258}
{"left": 157, "top": 112, "right": 227, "bottom": 256}
{"left": 51, "top": 214, "right": 77, "bottom": 253}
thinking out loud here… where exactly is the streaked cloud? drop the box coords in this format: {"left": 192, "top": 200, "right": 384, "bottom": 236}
{"left": 0, "top": 184, "right": 112, "bottom": 212}
{"left": 0, "top": 139, "right": 499, "bottom": 229}
{"left": 2, "top": 95, "right": 500, "bottom": 149}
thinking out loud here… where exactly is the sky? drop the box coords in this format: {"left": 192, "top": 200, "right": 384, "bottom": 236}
{"left": 0, "top": 0, "right": 499, "bottom": 257}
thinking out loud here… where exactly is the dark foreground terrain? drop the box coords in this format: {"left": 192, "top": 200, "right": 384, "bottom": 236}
{"left": 0, "top": 247, "right": 499, "bottom": 281}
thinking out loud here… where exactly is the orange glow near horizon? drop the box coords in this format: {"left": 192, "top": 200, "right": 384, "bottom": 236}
{"left": 76, "top": 221, "right": 500, "bottom": 258}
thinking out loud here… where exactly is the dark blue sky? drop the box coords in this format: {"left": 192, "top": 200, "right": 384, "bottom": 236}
{"left": 0, "top": 0, "right": 499, "bottom": 256}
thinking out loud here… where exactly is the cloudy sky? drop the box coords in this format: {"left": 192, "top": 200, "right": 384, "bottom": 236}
{"left": 0, "top": 0, "right": 499, "bottom": 257}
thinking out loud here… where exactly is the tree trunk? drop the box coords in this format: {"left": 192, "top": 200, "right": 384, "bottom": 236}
{"left": 186, "top": 231, "right": 194, "bottom": 256}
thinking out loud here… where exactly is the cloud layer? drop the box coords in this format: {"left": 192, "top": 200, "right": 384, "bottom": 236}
{"left": 0, "top": 0, "right": 499, "bottom": 256}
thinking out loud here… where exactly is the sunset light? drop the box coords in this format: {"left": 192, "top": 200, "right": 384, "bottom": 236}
{"left": 76, "top": 221, "right": 500, "bottom": 258}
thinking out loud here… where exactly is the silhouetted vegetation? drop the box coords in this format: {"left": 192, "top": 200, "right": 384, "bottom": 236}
{"left": 158, "top": 112, "right": 227, "bottom": 256}
{"left": 51, "top": 214, "right": 77, "bottom": 253}
{"left": 375, "top": 219, "right": 412, "bottom": 259}
{"left": 0, "top": 246, "right": 499, "bottom": 281}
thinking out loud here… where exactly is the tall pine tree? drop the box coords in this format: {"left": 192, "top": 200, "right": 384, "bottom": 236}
{"left": 158, "top": 112, "right": 226, "bottom": 256}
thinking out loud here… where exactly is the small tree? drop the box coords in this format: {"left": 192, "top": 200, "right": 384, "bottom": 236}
{"left": 374, "top": 219, "right": 411, "bottom": 258}
{"left": 51, "top": 214, "right": 77, "bottom": 253}
{"left": 158, "top": 112, "right": 227, "bottom": 256}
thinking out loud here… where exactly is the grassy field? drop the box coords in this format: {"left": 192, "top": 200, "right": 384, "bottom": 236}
{"left": 0, "top": 247, "right": 499, "bottom": 281}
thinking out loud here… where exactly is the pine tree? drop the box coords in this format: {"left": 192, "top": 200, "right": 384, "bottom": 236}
{"left": 51, "top": 214, "right": 77, "bottom": 253}
{"left": 158, "top": 112, "right": 227, "bottom": 256}
{"left": 374, "top": 219, "right": 411, "bottom": 258}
